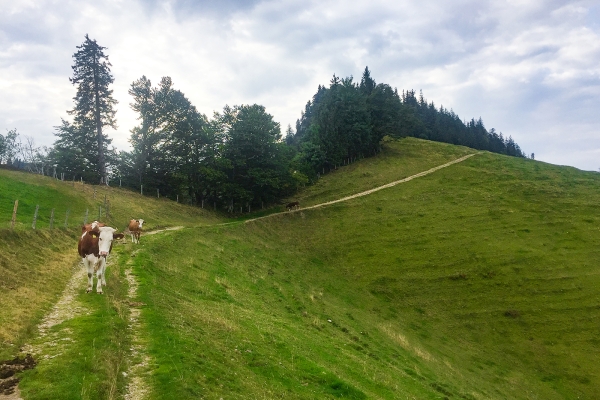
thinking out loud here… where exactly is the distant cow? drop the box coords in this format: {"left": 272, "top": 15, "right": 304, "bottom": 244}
{"left": 78, "top": 225, "right": 124, "bottom": 294}
{"left": 286, "top": 201, "right": 299, "bottom": 211}
{"left": 128, "top": 219, "right": 145, "bottom": 243}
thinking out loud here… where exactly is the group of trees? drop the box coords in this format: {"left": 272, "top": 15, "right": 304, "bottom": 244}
{"left": 397, "top": 89, "right": 525, "bottom": 157}
{"left": 0, "top": 129, "right": 19, "bottom": 165}
{"left": 0, "top": 128, "right": 52, "bottom": 174}
{"left": 2, "top": 36, "right": 528, "bottom": 211}
{"left": 288, "top": 68, "right": 525, "bottom": 181}
{"left": 118, "top": 76, "right": 302, "bottom": 208}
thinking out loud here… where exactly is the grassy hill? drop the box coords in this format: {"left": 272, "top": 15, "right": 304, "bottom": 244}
{"left": 2, "top": 138, "right": 600, "bottom": 399}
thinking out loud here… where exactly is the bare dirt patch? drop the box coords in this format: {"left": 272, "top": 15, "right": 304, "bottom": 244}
{"left": 0, "top": 355, "right": 36, "bottom": 397}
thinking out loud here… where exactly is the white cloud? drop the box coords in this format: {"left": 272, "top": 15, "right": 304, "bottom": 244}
{"left": 1, "top": 0, "right": 599, "bottom": 170}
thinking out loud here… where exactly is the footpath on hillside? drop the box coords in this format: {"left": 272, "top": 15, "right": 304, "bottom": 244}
{"left": 1, "top": 152, "right": 477, "bottom": 399}
{"left": 245, "top": 152, "right": 478, "bottom": 224}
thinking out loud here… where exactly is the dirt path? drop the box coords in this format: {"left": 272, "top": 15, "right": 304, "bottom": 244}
{"left": 1, "top": 260, "right": 89, "bottom": 399}
{"left": 123, "top": 251, "right": 149, "bottom": 400}
{"left": 122, "top": 226, "right": 183, "bottom": 400}
{"left": 245, "top": 152, "right": 478, "bottom": 224}
{"left": 2, "top": 227, "right": 183, "bottom": 400}
{"left": 143, "top": 226, "right": 183, "bottom": 236}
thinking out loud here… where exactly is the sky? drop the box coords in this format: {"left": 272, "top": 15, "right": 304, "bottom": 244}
{"left": 1, "top": 0, "right": 599, "bottom": 171}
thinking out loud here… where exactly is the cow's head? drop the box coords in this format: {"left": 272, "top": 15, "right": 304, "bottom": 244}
{"left": 97, "top": 227, "right": 124, "bottom": 256}
{"left": 137, "top": 219, "right": 145, "bottom": 228}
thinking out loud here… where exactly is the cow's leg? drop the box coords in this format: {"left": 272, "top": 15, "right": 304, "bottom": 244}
{"left": 130, "top": 233, "right": 135, "bottom": 243}
{"left": 96, "top": 258, "right": 106, "bottom": 294}
{"left": 85, "top": 256, "right": 94, "bottom": 293}
{"left": 100, "top": 258, "right": 107, "bottom": 287}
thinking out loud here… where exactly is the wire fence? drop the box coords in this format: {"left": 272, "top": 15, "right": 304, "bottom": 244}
{"left": 7, "top": 199, "right": 113, "bottom": 231}
{"left": 3, "top": 179, "right": 117, "bottom": 231}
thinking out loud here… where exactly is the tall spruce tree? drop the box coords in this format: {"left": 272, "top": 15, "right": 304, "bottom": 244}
{"left": 65, "top": 34, "right": 117, "bottom": 183}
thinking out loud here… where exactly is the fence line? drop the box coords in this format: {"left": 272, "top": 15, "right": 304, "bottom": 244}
{"left": 11, "top": 200, "right": 18, "bottom": 230}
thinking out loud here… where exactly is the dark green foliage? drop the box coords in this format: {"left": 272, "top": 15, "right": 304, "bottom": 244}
{"left": 292, "top": 75, "right": 380, "bottom": 180}
{"left": 218, "top": 104, "right": 302, "bottom": 207}
{"left": 0, "top": 128, "right": 19, "bottom": 165}
{"left": 52, "top": 35, "right": 118, "bottom": 183}
{"left": 400, "top": 89, "right": 526, "bottom": 157}
{"left": 291, "top": 69, "right": 526, "bottom": 183}
{"left": 121, "top": 80, "right": 304, "bottom": 209}
{"left": 120, "top": 76, "right": 210, "bottom": 203}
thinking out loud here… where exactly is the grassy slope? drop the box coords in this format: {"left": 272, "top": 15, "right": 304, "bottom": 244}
{"left": 0, "top": 168, "right": 220, "bottom": 360}
{"left": 124, "top": 138, "right": 600, "bottom": 399}
{"left": 5, "top": 138, "right": 600, "bottom": 399}
{"left": 295, "top": 136, "right": 474, "bottom": 207}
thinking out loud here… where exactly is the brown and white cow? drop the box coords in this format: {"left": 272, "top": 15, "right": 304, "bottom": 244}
{"left": 81, "top": 220, "right": 105, "bottom": 234}
{"left": 128, "top": 219, "right": 145, "bottom": 244}
{"left": 78, "top": 225, "right": 124, "bottom": 294}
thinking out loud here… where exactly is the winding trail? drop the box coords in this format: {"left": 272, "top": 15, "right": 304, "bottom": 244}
{"left": 245, "top": 152, "right": 478, "bottom": 224}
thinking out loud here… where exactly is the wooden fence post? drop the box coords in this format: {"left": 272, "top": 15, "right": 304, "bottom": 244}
{"left": 141, "top": 185, "right": 143, "bottom": 195}
{"left": 11, "top": 200, "right": 18, "bottom": 230}
{"left": 32, "top": 205, "right": 39, "bottom": 230}
{"left": 50, "top": 208, "right": 55, "bottom": 229}
{"left": 64, "top": 209, "right": 70, "bottom": 228}
{"left": 157, "top": 189, "right": 160, "bottom": 198}
{"left": 84, "top": 208, "right": 89, "bottom": 225}
{"left": 98, "top": 205, "right": 101, "bottom": 220}
{"left": 93, "top": 188, "right": 97, "bottom": 200}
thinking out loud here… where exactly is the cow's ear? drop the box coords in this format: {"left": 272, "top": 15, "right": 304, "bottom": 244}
{"left": 114, "top": 233, "right": 125, "bottom": 240}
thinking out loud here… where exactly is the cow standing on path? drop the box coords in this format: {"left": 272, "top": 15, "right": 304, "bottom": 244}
{"left": 128, "top": 219, "right": 144, "bottom": 244}
{"left": 78, "top": 225, "right": 124, "bottom": 294}
{"left": 286, "top": 201, "right": 299, "bottom": 211}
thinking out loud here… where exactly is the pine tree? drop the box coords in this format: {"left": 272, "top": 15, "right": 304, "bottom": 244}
{"left": 359, "top": 66, "right": 376, "bottom": 95}
{"left": 66, "top": 34, "right": 118, "bottom": 183}
{"left": 284, "top": 124, "right": 295, "bottom": 145}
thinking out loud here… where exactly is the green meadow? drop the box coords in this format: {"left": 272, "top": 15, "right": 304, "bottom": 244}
{"left": 1, "top": 138, "right": 599, "bottom": 399}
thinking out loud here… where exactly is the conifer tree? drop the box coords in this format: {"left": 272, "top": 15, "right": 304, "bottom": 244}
{"left": 360, "top": 66, "right": 376, "bottom": 95}
{"left": 64, "top": 34, "right": 117, "bottom": 183}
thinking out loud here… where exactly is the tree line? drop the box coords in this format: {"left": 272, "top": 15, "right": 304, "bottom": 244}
{"left": 1, "top": 36, "right": 528, "bottom": 211}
